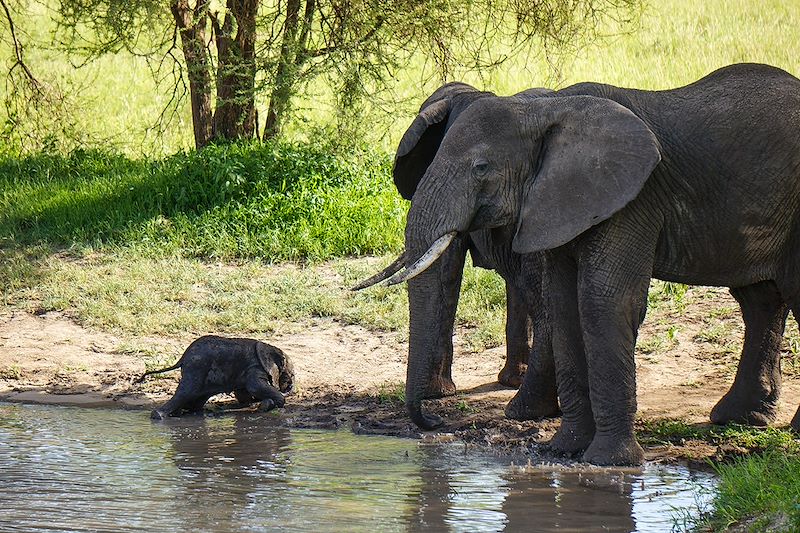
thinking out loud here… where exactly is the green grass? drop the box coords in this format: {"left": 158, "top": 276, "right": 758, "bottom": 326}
{"left": 0, "top": 142, "right": 405, "bottom": 262}
{"left": 0, "top": 248, "right": 510, "bottom": 348}
{"left": 638, "top": 419, "right": 800, "bottom": 453}
{"left": 375, "top": 381, "right": 406, "bottom": 405}
{"left": 703, "top": 452, "right": 800, "bottom": 532}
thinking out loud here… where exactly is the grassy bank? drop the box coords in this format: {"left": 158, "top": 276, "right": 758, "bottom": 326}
{"left": 0, "top": 142, "right": 405, "bottom": 262}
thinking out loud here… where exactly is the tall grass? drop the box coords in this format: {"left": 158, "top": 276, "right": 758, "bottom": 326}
{"left": 0, "top": 142, "right": 405, "bottom": 261}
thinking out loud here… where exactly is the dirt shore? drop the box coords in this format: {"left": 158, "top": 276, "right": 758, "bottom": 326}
{"left": 2, "top": 292, "right": 799, "bottom": 465}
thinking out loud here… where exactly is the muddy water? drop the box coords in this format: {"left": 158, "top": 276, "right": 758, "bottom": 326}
{"left": 0, "top": 402, "right": 714, "bottom": 532}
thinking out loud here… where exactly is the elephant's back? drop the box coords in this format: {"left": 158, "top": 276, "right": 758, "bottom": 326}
{"left": 567, "top": 65, "right": 800, "bottom": 288}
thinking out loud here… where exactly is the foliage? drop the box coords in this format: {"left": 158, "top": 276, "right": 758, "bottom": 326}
{"left": 1, "top": 0, "right": 645, "bottom": 150}
{"left": 0, "top": 141, "right": 405, "bottom": 261}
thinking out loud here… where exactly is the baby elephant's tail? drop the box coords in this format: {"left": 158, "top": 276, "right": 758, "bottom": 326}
{"left": 134, "top": 357, "right": 184, "bottom": 384}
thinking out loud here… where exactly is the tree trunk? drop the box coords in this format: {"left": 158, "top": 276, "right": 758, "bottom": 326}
{"left": 212, "top": 0, "right": 258, "bottom": 141}
{"left": 171, "top": 0, "right": 214, "bottom": 149}
{"left": 263, "top": 0, "right": 314, "bottom": 140}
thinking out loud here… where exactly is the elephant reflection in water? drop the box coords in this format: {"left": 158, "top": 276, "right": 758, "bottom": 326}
{"left": 499, "top": 471, "right": 637, "bottom": 532}
{"left": 165, "top": 415, "right": 291, "bottom": 530}
{"left": 405, "top": 447, "right": 635, "bottom": 532}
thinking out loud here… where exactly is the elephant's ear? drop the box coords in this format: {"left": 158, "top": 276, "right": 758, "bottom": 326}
{"left": 255, "top": 342, "right": 281, "bottom": 384}
{"left": 512, "top": 96, "right": 661, "bottom": 253}
{"left": 394, "top": 83, "right": 483, "bottom": 200}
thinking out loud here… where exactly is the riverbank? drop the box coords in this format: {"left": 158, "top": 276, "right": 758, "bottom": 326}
{"left": 2, "top": 269, "right": 799, "bottom": 467}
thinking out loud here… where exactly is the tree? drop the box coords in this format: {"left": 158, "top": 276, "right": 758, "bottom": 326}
{"left": 26, "top": 0, "right": 643, "bottom": 149}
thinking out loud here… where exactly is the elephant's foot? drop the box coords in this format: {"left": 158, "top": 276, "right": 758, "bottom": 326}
{"left": 582, "top": 432, "right": 645, "bottom": 466}
{"left": 150, "top": 409, "right": 167, "bottom": 420}
{"left": 791, "top": 407, "right": 800, "bottom": 432}
{"left": 408, "top": 401, "right": 446, "bottom": 430}
{"left": 504, "top": 384, "right": 560, "bottom": 420}
{"left": 259, "top": 398, "right": 282, "bottom": 412}
{"left": 497, "top": 361, "right": 527, "bottom": 388}
{"left": 710, "top": 391, "right": 777, "bottom": 426}
{"left": 423, "top": 376, "right": 457, "bottom": 399}
{"left": 548, "top": 419, "right": 595, "bottom": 456}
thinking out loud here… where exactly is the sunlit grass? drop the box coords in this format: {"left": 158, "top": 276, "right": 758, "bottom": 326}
{"left": 0, "top": 142, "right": 405, "bottom": 261}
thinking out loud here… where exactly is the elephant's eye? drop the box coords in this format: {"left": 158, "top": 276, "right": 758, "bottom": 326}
{"left": 472, "top": 159, "right": 490, "bottom": 177}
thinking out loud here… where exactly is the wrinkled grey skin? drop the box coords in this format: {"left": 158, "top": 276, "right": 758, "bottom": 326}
{"left": 394, "top": 63, "right": 800, "bottom": 465}
{"left": 138, "top": 335, "right": 295, "bottom": 420}
{"left": 393, "top": 83, "right": 560, "bottom": 419}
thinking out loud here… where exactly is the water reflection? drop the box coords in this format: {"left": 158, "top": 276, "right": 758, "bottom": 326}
{"left": 0, "top": 403, "right": 714, "bottom": 532}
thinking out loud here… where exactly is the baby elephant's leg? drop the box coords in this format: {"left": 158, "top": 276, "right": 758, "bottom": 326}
{"left": 246, "top": 375, "right": 286, "bottom": 412}
{"left": 151, "top": 382, "right": 204, "bottom": 420}
{"left": 234, "top": 389, "right": 257, "bottom": 406}
{"left": 183, "top": 396, "right": 211, "bottom": 415}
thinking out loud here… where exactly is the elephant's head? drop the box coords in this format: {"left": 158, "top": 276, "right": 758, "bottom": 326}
{"left": 395, "top": 94, "right": 662, "bottom": 279}
{"left": 257, "top": 344, "right": 295, "bottom": 394}
{"left": 388, "top": 94, "right": 662, "bottom": 429}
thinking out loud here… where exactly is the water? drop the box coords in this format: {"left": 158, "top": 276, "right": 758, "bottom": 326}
{"left": 0, "top": 402, "right": 715, "bottom": 532}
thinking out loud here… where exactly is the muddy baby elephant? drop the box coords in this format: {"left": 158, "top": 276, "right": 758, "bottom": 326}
{"left": 138, "top": 335, "right": 295, "bottom": 420}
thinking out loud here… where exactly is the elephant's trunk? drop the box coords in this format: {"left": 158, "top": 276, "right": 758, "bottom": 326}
{"left": 404, "top": 266, "right": 450, "bottom": 430}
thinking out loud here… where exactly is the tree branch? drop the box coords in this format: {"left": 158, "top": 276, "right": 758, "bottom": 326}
{"left": 0, "top": 0, "right": 42, "bottom": 93}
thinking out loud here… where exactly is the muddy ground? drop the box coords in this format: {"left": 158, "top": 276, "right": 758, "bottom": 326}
{"left": 1, "top": 286, "right": 799, "bottom": 466}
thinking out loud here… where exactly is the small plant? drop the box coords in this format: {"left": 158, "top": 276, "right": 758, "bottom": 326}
{"left": 376, "top": 381, "right": 405, "bottom": 404}
{"left": 0, "top": 365, "right": 22, "bottom": 380}
{"left": 647, "top": 281, "right": 689, "bottom": 312}
{"left": 456, "top": 400, "right": 477, "bottom": 414}
{"left": 638, "top": 418, "right": 800, "bottom": 453}
{"left": 693, "top": 323, "right": 732, "bottom": 344}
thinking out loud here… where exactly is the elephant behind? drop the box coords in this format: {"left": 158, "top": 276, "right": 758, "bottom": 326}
{"left": 355, "top": 83, "right": 560, "bottom": 425}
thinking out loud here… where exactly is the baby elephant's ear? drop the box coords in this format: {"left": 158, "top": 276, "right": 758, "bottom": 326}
{"left": 512, "top": 95, "right": 661, "bottom": 253}
{"left": 255, "top": 342, "right": 281, "bottom": 383}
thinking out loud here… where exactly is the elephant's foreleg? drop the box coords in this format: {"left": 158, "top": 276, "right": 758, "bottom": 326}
{"left": 577, "top": 244, "right": 653, "bottom": 466}
{"left": 712, "top": 281, "right": 789, "bottom": 426}
{"left": 246, "top": 375, "right": 286, "bottom": 412}
{"left": 497, "top": 286, "right": 533, "bottom": 388}
{"left": 546, "top": 255, "right": 595, "bottom": 455}
{"left": 151, "top": 385, "right": 200, "bottom": 420}
{"left": 234, "top": 388, "right": 257, "bottom": 406}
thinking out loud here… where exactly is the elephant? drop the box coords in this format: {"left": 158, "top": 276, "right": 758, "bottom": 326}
{"left": 137, "top": 335, "right": 295, "bottom": 420}
{"left": 354, "top": 83, "right": 560, "bottom": 419}
{"left": 367, "top": 62, "right": 800, "bottom": 465}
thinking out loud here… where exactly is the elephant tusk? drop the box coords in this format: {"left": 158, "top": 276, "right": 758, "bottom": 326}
{"left": 384, "top": 232, "right": 457, "bottom": 286}
{"left": 350, "top": 251, "right": 407, "bottom": 291}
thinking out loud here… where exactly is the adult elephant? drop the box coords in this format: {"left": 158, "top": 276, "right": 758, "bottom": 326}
{"left": 369, "top": 63, "right": 800, "bottom": 465}
{"left": 355, "top": 83, "right": 560, "bottom": 417}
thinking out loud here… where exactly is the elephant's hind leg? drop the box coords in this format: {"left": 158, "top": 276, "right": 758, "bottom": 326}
{"left": 151, "top": 388, "right": 199, "bottom": 420}
{"left": 497, "top": 287, "right": 532, "bottom": 388}
{"left": 711, "top": 281, "right": 789, "bottom": 426}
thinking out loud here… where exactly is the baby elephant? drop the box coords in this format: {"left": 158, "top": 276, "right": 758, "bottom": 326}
{"left": 138, "top": 335, "right": 295, "bottom": 420}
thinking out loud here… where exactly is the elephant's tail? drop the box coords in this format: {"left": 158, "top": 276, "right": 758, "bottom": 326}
{"left": 134, "top": 356, "right": 185, "bottom": 384}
